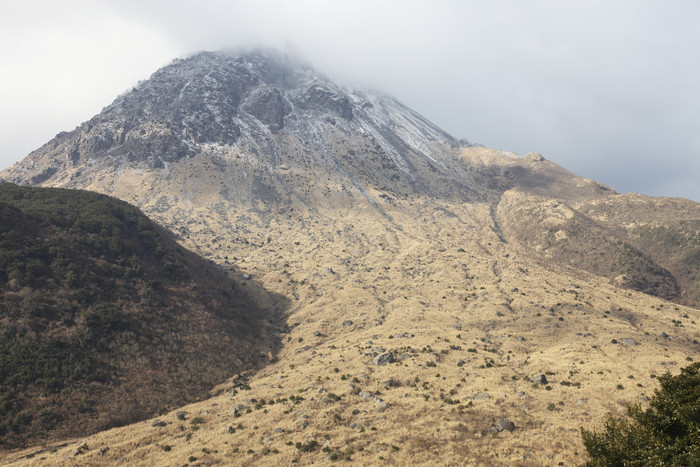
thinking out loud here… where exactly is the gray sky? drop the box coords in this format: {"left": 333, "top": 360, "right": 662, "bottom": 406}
{"left": 2, "top": 0, "right": 699, "bottom": 201}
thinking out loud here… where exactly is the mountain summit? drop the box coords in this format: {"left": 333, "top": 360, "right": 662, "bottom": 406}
{"left": 3, "top": 50, "right": 474, "bottom": 206}
{"left": 1, "top": 50, "right": 611, "bottom": 210}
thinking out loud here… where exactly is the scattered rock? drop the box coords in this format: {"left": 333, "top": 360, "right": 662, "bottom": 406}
{"left": 532, "top": 374, "right": 548, "bottom": 385}
{"left": 619, "top": 338, "right": 638, "bottom": 346}
{"left": 227, "top": 426, "right": 235, "bottom": 434}
{"left": 242, "top": 273, "right": 251, "bottom": 280}
{"left": 99, "top": 447, "right": 109, "bottom": 456}
{"left": 313, "top": 330, "right": 321, "bottom": 337}
{"left": 658, "top": 331, "right": 669, "bottom": 339}
{"left": 175, "top": 410, "right": 188, "bottom": 420}
{"left": 658, "top": 361, "right": 677, "bottom": 366}
{"left": 495, "top": 418, "right": 515, "bottom": 432}
{"left": 372, "top": 352, "right": 395, "bottom": 365}
{"left": 473, "top": 392, "right": 491, "bottom": 400}
{"left": 151, "top": 419, "right": 166, "bottom": 427}
{"left": 374, "top": 399, "right": 391, "bottom": 411}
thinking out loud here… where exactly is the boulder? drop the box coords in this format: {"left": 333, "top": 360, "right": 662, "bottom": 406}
{"left": 373, "top": 352, "right": 395, "bottom": 365}
{"left": 495, "top": 418, "right": 515, "bottom": 432}
{"left": 532, "top": 374, "right": 548, "bottom": 385}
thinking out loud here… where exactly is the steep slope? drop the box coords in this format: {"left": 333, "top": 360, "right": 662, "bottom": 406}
{"left": 0, "top": 50, "right": 469, "bottom": 209}
{"left": 0, "top": 184, "right": 285, "bottom": 448}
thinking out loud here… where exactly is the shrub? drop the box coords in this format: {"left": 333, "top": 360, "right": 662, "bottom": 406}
{"left": 295, "top": 440, "right": 319, "bottom": 452}
{"left": 581, "top": 362, "right": 700, "bottom": 466}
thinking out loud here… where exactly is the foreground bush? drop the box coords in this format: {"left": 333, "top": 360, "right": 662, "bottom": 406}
{"left": 581, "top": 362, "right": 700, "bottom": 466}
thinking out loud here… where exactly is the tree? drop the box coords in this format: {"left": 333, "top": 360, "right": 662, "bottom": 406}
{"left": 581, "top": 362, "right": 700, "bottom": 466}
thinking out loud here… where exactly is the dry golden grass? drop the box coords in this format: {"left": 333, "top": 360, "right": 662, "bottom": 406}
{"left": 3, "top": 194, "right": 698, "bottom": 466}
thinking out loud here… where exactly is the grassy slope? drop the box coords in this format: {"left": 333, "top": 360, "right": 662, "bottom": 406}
{"left": 497, "top": 190, "right": 699, "bottom": 308}
{"left": 4, "top": 197, "right": 698, "bottom": 466}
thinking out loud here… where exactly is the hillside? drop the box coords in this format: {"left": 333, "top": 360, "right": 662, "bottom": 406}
{"left": 0, "top": 184, "right": 284, "bottom": 448}
{"left": 3, "top": 198, "right": 699, "bottom": 466}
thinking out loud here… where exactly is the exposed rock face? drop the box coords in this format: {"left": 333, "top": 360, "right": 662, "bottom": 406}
{"left": 1, "top": 50, "right": 471, "bottom": 208}
{"left": 1, "top": 50, "right": 617, "bottom": 215}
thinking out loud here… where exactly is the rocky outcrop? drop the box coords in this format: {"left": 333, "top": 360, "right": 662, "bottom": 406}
{"left": 0, "top": 50, "right": 466, "bottom": 208}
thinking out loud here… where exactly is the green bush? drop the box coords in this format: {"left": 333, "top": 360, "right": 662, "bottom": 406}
{"left": 581, "top": 362, "right": 700, "bottom": 466}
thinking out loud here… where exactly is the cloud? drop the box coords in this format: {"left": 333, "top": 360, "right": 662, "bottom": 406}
{"left": 0, "top": 1, "right": 177, "bottom": 164}
{"left": 1, "top": 0, "right": 698, "bottom": 201}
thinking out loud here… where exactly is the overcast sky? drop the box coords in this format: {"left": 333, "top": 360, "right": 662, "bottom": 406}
{"left": 1, "top": 0, "right": 698, "bottom": 201}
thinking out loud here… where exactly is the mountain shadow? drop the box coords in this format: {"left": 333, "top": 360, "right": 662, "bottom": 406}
{"left": 0, "top": 183, "right": 288, "bottom": 448}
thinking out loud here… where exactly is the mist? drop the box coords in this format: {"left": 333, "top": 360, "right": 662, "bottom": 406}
{"left": 1, "top": 0, "right": 698, "bottom": 201}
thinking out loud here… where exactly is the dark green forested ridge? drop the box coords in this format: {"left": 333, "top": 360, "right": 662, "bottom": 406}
{"left": 0, "top": 183, "right": 282, "bottom": 447}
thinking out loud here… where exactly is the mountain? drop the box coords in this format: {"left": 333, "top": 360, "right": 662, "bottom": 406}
{"left": 1, "top": 50, "right": 699, "bottom": 465}
{"left": 0, "top": 184, "right": 284, "bottom": 448}
{"left": 3, "top": 50, "right": 697, "bottom": 308}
